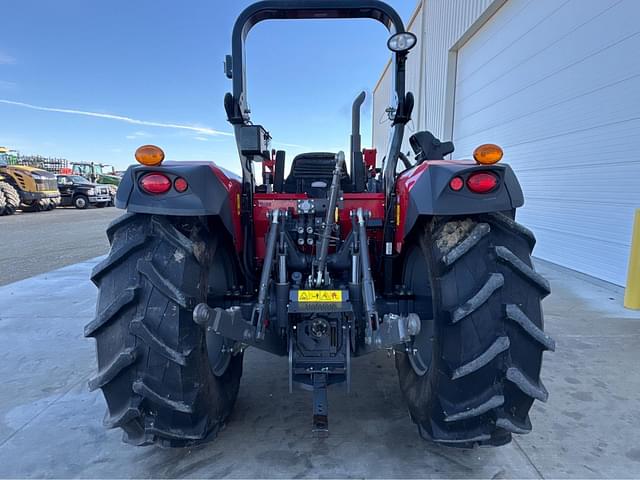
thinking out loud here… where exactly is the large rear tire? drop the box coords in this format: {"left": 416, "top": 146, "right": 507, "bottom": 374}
{"left": 85, "top": 213, "right": 243, "bottom": 447}
{"left": 396, "top": 213, "right": 555, "bottom": 447}
{"left": 0, "top": 181, "right": 20, "bottom": 216}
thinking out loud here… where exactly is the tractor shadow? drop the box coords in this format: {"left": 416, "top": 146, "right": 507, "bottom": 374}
{"left": 131, "top": 349, "right": 537, "bottom": 479}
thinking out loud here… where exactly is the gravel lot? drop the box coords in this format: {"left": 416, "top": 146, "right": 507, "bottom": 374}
{"left": 0, "top": 207, "right": 121, "bottom": 286}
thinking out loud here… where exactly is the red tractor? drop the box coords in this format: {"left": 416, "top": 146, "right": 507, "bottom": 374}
{"left": 86, "top": 0, "right": 554, "bottom": 448}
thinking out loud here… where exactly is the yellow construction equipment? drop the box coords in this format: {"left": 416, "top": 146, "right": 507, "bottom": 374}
{"left": 0, "top": 147, "right": 61, "bottom": 212}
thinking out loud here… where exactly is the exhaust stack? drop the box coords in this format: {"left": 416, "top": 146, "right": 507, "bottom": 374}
{"left": 350, "top": 91, "right": 366, "bottom": 192}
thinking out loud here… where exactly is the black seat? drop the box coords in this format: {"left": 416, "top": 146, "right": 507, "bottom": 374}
{"left": 283, "top": 152, "right": 352, "bottom": 196}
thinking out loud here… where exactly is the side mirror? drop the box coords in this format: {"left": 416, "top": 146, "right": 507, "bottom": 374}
{"left": 387, "top": 32, "right": 417, "bottom": 53}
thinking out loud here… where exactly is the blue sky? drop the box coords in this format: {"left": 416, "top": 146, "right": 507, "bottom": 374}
{"left": 0, "top": 0, "right": 417, "bottom": 172}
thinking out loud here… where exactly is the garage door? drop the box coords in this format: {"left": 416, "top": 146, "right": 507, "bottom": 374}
{"left": 451, "top": 0, "right": 640, "bottom": 286}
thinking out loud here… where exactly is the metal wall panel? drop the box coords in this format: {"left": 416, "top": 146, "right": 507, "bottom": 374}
{"left": 373, "top": 0, "right": 493, "bottom": 152}
{"left": 373, "top": 0, "right": 638, "bottom": 285}
{"left": 453, "top": 0, "right": 640, "bottom": 285}
{"left": 420, "top": 0, "right": 493, "bottom": 138}
{"left": 371, "top": 2, "right": 425, "bottom": 158}
{"left": 371, "top": 61, "right": 393, "bottom": 159}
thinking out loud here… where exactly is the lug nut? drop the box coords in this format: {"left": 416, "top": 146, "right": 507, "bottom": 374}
{"left": 297, "top": 237, "right": 305, "bottom": 246}
{"left": 306, "top": 226, "right": 314, "bottom": 234}
{"left": 306, "top": 237, "right": 314, "bottom": 245}
{"left": 193, "top": 303, "right": 211, "bottom": 326}
{"left": 297, "top": 226, "right": 305, "bottom": 234}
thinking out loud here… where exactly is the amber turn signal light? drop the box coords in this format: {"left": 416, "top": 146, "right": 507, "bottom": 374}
{"left": 135, "top": 145, "right": 165, "bottom": 166}
{"left": 473, "top": 144, "right": 503, "bottom": 165}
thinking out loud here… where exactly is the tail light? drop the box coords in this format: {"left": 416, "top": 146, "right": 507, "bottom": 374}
{"left": 449, "top": 176, "right": 464, "bottom": 191}
{"left": 467, "top": 172, "right": 498, "bottom": 193}
{"left": 174, "top": 177, "right": 188, "bottom": 193}
{"left": 139, "top": 173, "right": 171, "bottom": 194}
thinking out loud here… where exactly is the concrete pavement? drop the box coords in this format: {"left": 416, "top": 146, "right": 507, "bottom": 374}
{"left": 0, "top": 207, "right": 120, "bottom": 286}
{"left": 0, "top": 258, "right": 639, "bottom": 478}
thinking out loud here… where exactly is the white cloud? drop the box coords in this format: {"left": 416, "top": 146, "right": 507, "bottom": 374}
{"left": 0, "top": 52, "right": 15, "bottom": 65}
{"left": 0, "top": 80, "right": 16, "bottom": 89}
{"left": 0, "top": 99, "right": 233, "bottom": 137}
{"left": 0, "top": 99, "right": 326, "bottom": 154}
{"left": 125, "top": 130, "right": 151, "bottom": 140}
{"left": 275, "top": 141, "right": 311, "bottom": 149}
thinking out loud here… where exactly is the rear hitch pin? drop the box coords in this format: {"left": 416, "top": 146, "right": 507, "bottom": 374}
{"left": 312, "top": 373, "right": 329, "bottom": 436}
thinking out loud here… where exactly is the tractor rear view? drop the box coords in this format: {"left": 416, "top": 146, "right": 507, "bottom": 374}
{"left": 86, "top": 0, "right": 554, "bottom": 449}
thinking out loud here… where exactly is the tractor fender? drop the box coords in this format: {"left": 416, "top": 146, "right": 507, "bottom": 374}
{"left": 395, "top": 161, "right": 524, "bottom": 247}
{"left": 116, "top": 162, "right": 242, "bottom": 246}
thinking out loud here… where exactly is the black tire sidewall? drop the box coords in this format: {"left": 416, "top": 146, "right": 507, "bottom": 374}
{"left": 396, "top": 214, "right": 549, "bottom": 446}
{"left": 74, "top": 195, "right": 89, "bottom": 209}
{"left": 88, "top": 214, "right": 242, "bottom": 447}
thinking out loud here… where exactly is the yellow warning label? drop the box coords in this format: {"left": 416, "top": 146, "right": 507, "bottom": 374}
{"left": 297, "top": 290, "right": 343, "bottom": 303}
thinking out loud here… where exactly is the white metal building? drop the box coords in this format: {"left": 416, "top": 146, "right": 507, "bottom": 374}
{"left": 373, "top": 0, "right": 640, "bottom": 286}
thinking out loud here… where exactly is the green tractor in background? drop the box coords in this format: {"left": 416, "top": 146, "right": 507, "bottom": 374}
{"left": 71, "top": 162, "right": 121, "bottom": 186}
{"left": 72, "top": 162, "right": 120, "bottom": 205}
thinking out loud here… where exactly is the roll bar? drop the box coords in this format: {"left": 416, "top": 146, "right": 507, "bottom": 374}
{"left": 227, "top": 0, "right": 408, "bottom": 125}
{"left": 226, "top": 1, "right": 415, "bottom": 282}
